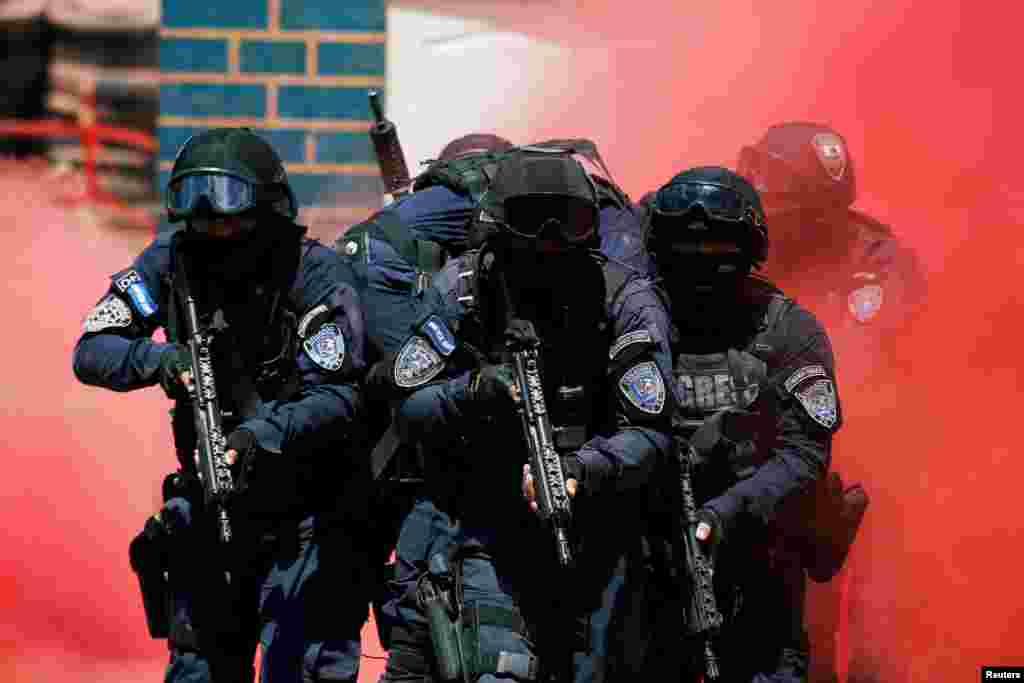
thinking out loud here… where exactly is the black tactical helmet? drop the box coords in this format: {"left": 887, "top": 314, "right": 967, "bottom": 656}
{"left": 437, "top": 133, "right": 513, "bottom": 162}
{"left": 165, "top": 128, "right": 298, "bottom": 223}
{"left": 478, "top": 150, "right": 600, "bottom": 246}
{"left": 650, "top": 166, "right": 769, "bottom": 267}
{"left": 411, "top": 133, "right": 513, "bottom": 199}
{"left": 737, "top": 122, "right": 856, "bottom": 210}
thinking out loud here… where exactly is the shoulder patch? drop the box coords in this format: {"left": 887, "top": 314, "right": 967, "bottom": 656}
{"left": 609, "top": 329, "right": 653, "bottom": 360}
{"left": 812, "top": 132, "right": 847, "bottom": 181}
{"left": 619, "top": 361, "right": 666, "bottom": 415}
{"left": 303, "top": 322, "right": 346, "bottom": 371}
{"left": 783, "top": 364, "right": 828, "bottom": 392}
{"left": 848, "top": 284, "right": 884, "bottom": 323}
{"left": 793, "top": 378, "right": 838, "bottom": 429}
{"left": 113, "top": 269, "right": 157, "bottom": 317}
{"left": 83, "top": 294, "right": 133, "bottom": 333}
{"left": 420, "top": 315, "right": 457, "bottom": 357}
{"left": 298, "top": 304, "right": 329, "bottom": 339}
{"left": 394, "top": 335, "right": 446, "bottom": 389}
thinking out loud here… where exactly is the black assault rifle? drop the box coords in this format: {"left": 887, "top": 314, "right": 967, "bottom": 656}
{"left": 176, "top": 255, "right": 235, "bottom": 548}
{"left": 368, "top": 90, "right": 412, "bottom": 198}
{"left": 510, "top": 340, "right": 575, "bottom": 568}
{"left": 675, "top": 436, "right": 723, "bottom": 680}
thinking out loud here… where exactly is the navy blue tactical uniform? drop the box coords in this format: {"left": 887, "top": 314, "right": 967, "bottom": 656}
{"left": 74, "top": 232, "right": 372, "bottom": 683}
{"left": 598, "top": 202, "right": 654, "bottom": 275}
{"left": 641, "top": 277, "right": 840, "bottom": 683}
{"left": 370, "top": 150, "right": 675, "bottom": 683}
{"left": 628, "top": 167, "right": 843, "bottom": 683}
{"left": 74, "top": 128, "right": 373, "bottom": 683}
{"left": 331, "top": 136, "right": 514, "bottom": 636}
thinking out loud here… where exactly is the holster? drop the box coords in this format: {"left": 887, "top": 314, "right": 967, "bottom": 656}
{"left": 128, "top": 516, "right": 171, "bottom": 639}
{"left": 774, "top": 472, "right": 870, "bottom": 582}
{"left": 417, "top": 548, "right": 540, "bottom": 682}
{"left": 417, "top": 552, "right": 464, "bottom": 681}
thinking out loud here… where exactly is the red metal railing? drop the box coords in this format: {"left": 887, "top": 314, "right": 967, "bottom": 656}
{"left": 0, "top": 76, "right": 157, "bottom": 226}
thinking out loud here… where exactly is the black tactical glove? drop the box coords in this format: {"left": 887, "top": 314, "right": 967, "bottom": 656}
{"left": 467, "top": 363, "right": 519, "bottom": 408}
{"left": 522, "top": 454, "right": 583, "bottom": 513}
{"left": 560, "top": 453, "right": 584, "bottom": 487}
{"left": 159, "top": 343, "right": 193, "bottom": 400}
{"left": 225, "top": 428, "right": 263, "bottom": 496}
{"left": 503, "top": 318, "right": 541, "bottom": 349}
{"left": 695, "top": 506, "right": 725, "bottom": 551}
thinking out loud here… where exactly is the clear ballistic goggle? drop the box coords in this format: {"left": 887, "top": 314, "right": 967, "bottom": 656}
{"left": 654, "top": 182, "right": 761, "bottom": 224}
{"left": 166, "top": 170, "right": 287, "bottom": 223}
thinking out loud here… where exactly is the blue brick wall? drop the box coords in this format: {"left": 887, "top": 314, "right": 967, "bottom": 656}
{"left": 317, "top": 43, "right": 385, "bottom": 76}
{"left": 278, "top": 86, "right": 366, "bottom": 120}
{"left": 315, "top": 133, "right": 375, "bottom": 164}
{"left": 279, "top": 0, "right": 386, "bottom": 32}
{"left": 159, "top": 0, "right": 386, "bottom": 220}
{"left": 161, "top": 84, "right": 266, "bottom": 118}
{"left": 160, "top": 38, "right": 228, "bottom": 72}
{"left": 162, "top": 2, "right": 268, "bottom": 29}
{"left": 240, "top": 41, "right": 306, "bottom": 75}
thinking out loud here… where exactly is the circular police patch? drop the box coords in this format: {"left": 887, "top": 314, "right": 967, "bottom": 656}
{"left": 83, "top": 294, "right": 132, "bottom": 333}
{"left": 303, "top": 323, "right": 346, "bottom": 372}
{"left": 848, "top": 284, "right": 884, "bottom": 323}
{"left": 794, "top": 379, "right": 838, "bottom": 429}
{"left": 812, "top": 132, "right": 847, "bottom": 181}
{"left": 619, "top": 361, "right": 666, "bottom": 415}
{"left": 344, "top": 240, "right": 359, "bottom": 256}
{"left": 394, "top": 335, "right": 445, "bottom": 389}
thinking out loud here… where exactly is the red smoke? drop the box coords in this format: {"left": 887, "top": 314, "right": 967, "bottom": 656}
{"left": 504, "top": 0, "right": 1023, "bottom": 678}
{"left": 3, "top": 1, "right": 1021, "bottom": 680}
{"left": 0, "top": 163, "right": 168, "bottom": 678}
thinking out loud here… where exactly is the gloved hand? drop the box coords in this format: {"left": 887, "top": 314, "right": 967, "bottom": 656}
{"left": 694, "top": 506, "right": 725, "bottom": 550}
{"left": 159, "top": 343, "right": 193, "bottom": 400}
{"left": 521, "top": 455, "right": 582, "bottom": 514}
{"left": 468, "top": 363, "right": 520, "bottom": 408}
{"left": 223, "top": 428, "right": 266, "bottom": 496}
{"left": 503, "top": 318, "right": 541, "bottom": 349}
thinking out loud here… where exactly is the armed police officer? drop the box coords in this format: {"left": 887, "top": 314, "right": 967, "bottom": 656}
{"left": 72, "top": 128, "right": 374, "bottom": 683}
{"left": 366, "top": 148, "right": 675, "bottom": 682}
{"left": 737, "top": 122, "right": 926, "bottom": 366}
{"left": 637, "top": 167, "right": 842, "bottom": 682}
{"left": 737, "top": 122, "right": 925, "bottom": 682}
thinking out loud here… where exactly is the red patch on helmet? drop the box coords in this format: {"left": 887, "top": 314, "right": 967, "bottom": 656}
{"left": 812, "top": 132, "right": 847, "bottom": 181}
